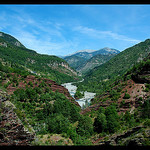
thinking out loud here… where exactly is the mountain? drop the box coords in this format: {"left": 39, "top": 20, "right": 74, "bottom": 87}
{"left": 77, "top": 39, "right": 150, "bottom": 93}
{"left": 0, "top": 31, "right": 79, "bottom": 84}
{"left": 0, "top": 32, "right": 82, "bottom": 145}
{"left": 64, "top": 47, "right": 120, "bottom": 73}
{"left": 63, "top": 55, "right": 87, "bottom": 70}
{"left": 65, "top": 47, "right": 119, "bottom": 58}
{"left": 76, "top": 53, "right": 117, "bottom": 74}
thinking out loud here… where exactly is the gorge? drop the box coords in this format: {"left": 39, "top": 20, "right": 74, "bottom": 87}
{"left": 62, "top": 80, "right": 96, "bottom": 108}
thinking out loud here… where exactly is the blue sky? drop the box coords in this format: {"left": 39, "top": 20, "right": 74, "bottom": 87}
{"left": 0, "top": 4, "right": 150, "bottom": 56}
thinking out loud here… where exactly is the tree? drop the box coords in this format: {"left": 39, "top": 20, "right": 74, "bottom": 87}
{"left": 47, "top": 114, "right": 70, "bottom": 134}
{"left": 105, "top": 105, "right": 120, "bottom": 133}
{"left": 98, "top": 106, "right": 105, "bottom": 114}
{"left": 141, "top": 99, "right": 150, "bottom": 119}
{"left": 123, "top": 93, "right": 130, "bottom": 99}
{"left": 77, "top": 115, "right": 93, "bottom": 137}
{"left": 94, "top": 112, "right": 107, "bottom": 133}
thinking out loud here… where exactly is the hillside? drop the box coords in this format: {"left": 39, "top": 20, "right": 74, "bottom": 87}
{"left": 77, "top": 54, "right": 117, "bottom": 74}
{"left": 80, "top": 56, "right": 150, "bottom": 145}
{"left": 0, "top": 32, "right": 79, "bottom": 84}
{"left": 0, "top": 60, "right": 82, "bottom": 145}
{"left": 0, "top": 32, "right": 149, "bottom": 146}
{"left": 64, "top": 47, "right": 119, "bottom": 74}
{"left": 0, "top": 32, "right": 25, "bottom": 48}
{"left": 77, "top": 39, "right": 150, "bottom": 93}
{"left": 63, "top": 55, "right": 86, "bottom": 70}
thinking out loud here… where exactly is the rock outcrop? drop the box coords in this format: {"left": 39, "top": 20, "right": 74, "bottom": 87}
{"left": 0, "top": 90, "right": 35, "bottom": 146}
{"left": 94, "top": 126, "right": 150, "bottom": 146}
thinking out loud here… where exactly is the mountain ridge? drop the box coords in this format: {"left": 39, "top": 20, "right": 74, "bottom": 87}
{"left": 64, "top": 47, "right": 120, "bottom": 74}
{"left": 0, "top": 31, "right": 79, "bottom": 84}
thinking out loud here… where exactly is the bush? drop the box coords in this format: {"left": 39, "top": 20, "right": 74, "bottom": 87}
{"left": 123, "top": 93, "right": 130, "bottom": 99}
{"left": 144, "top": 119, "right": 150, "bottom": 127}
{"left": 141, "top": 99, "right": 150, "bottom": 119}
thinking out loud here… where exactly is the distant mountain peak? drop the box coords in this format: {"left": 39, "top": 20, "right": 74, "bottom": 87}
{"left": 65, "top": 49, "right": 96, "bottom": 57}
{"left": 65, "top": 47, "right": 119, "bottom": 57}
{"left": 75, "top": 49, "right": 96, "bottom": 53}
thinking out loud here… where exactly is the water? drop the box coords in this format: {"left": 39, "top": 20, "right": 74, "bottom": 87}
{"left": 62, "top": 82, "right": 96, "bottom": 108}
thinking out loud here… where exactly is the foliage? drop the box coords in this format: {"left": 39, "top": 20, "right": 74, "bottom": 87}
{"left": 141, "top": 99, "right": 150, "bottom": 119}
{"left": 77, "top": 39, "right": 150, "bottom": 93}
{"left": 74, "top": 90, "right": 84, "bottom": 99}
{"left": 0, "top": 32, "right": 78, "bottom": 84}
{"left": 76, "top": 115, "right": 94, "bottom": 137}
{"left": 123, "top": 93, "right": 131, "bottom": 99}
{"left": 46, "top": 113, "right": 70, "bottom": 134}
{"left": 94, "top": 113, "right": 107, "bottom": 133}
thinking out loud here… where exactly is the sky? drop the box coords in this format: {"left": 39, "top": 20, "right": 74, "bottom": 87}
{"left": 0, "top": 4, "right": 150, "bottom": 56}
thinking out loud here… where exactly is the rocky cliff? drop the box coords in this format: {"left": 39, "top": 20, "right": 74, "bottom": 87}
{"left": 0, "top": 89, "right": 35, "bottom": 146}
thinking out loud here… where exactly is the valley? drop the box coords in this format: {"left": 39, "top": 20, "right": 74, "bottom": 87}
{"left": 0, "top": 31, "right": 150, "bottom": 146}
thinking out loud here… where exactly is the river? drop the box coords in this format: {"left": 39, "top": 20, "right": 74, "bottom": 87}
{"left": 62, "top": 81, "right": 96, "bottom": 108}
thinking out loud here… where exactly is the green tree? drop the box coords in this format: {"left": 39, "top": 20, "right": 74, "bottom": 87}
{"left": 77, "top": 115, "right": 93, "bottom": 137}
{"left": 47, "top": 114, "right": 70, "bottom": 134}
{"left": 105, "top": 105, "right": 120, "bottom": 133}
{"left": 123, "top": 93, "right": 130, "bottom": 99}
{"left": 94, "top": 112, "right": 107, "bottom": 133}
{"left": 141, "top": 99, "right": 150, "bottom": 119}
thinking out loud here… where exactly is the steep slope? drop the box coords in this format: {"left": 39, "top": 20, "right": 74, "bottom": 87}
{"left": 80, "top": 56, "right": 150, "bottom": 146}
{"left": 0, "top": 89, "right": 35, "bottom": 146}
{"left": 77, "top": 54, "right": 117, "bottom": 74}
{"left": 64, "top": 47, "right": 119, "bottom": 74}
{"left": 79, "top": 39, "right": 150, "bottom": 92}
{"left": 0, "top": 32, "right": 25, "bottom": 48}
{"left": 0, "top": 31, "right": 78, "bottom": 84}
{"left": 0, "top": 61, "right": 81, "bottom": 145}
{"left": 63, "top": 55, "right": 87, "bottom": 70}
{"left": 81, "top": 55, "right": 150, "bottom": 114}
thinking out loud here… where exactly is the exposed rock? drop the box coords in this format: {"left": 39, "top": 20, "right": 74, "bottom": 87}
{"left": 0, "top": 42, "right": 7, "bottom": 47}
{"left": 4, "top": 74, "right": 80, "bottom": 107}
{"left": 0, "top": 91, "right": 35, "bottom": 145}
{"left": 94, "top": 126, "right": 149, "bottom": 146}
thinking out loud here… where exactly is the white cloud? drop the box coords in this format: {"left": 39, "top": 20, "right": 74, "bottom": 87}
{"left": 74, "top": 25, "right": 141, "bottom": 43}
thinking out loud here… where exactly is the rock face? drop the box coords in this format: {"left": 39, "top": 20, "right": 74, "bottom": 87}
{"left": 0, "top": 90, "right": 35, "bottom": 146}
{"left": 94, "top": 126, "right": 150, "bottom": 146}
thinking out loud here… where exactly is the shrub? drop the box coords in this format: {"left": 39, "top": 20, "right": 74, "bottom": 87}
{"left": 123, "top": 93, "right": 130, "bottom": 99}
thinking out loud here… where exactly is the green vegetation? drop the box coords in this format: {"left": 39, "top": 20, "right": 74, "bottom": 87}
{"left": 74, "top": 90, "right": 84, "bottom": 99}
{"left": 77, "top": 39, "right": 150, "bottom": 93}
{"left": 123, "top": 93, "right": 131, "bottom": 99}
{"left": 0, "top": 32, "right": 150, "bottom": 146}
{"left": 0, "top": 32, "right": 79, "bottom": 84}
